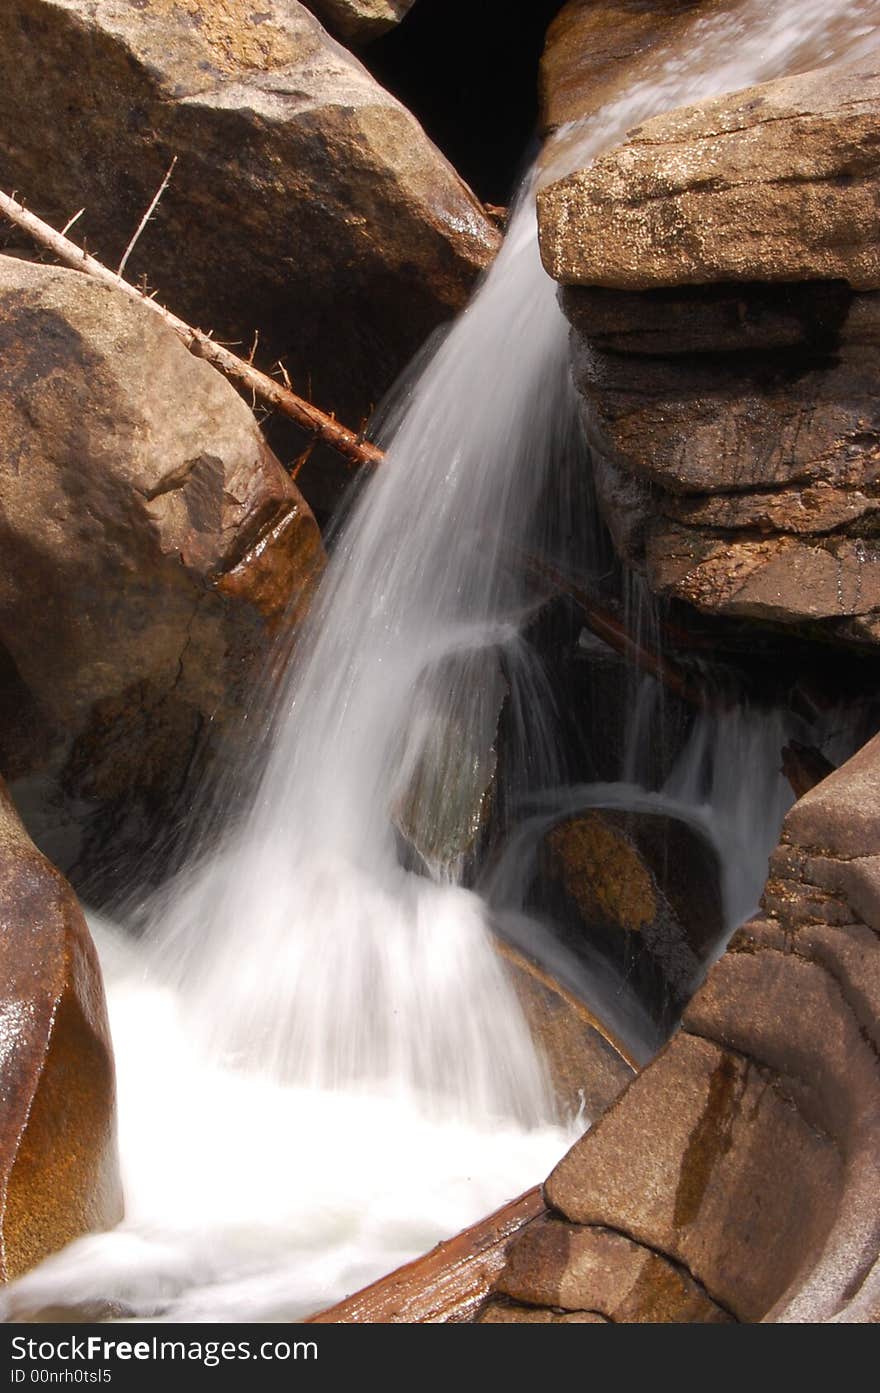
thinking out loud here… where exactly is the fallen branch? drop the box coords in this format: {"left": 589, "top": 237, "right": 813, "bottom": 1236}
{"left": 526, "top": 555, "right": 710, "bottom": 709}
{"left": 0, "top": 187, "right": 384, "bottom": 470}
{"left": 307, "top": 1186, "right": 545, "bottom": 1323}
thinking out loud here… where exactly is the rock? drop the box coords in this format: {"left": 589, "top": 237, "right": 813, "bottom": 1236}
{"left": 0, "top": 0, "right": 498, "bottom": 507}
{"left": 495, "top": 1215, "right": 732, "bottom": 1322}
{"left": 540, "top": 0, "right": 718, "bottom": 133}
{"left": 478, "top": 1302, "right": 608, "bottom": 1322}
{"left": 538, "top": 62, "right": 880, "bottom": 290}
{"left": 490, "top": 730, "right": 880, "bottom": 1323}
{"left": 0, "top": 255, "right": 324, "bottom": 885}
{"left": 307, "top": 0, "right": 416, "bottom": 44}
{"left": 529, "top": 808, "right": 724, "bottom": 1030}
{"left": 496, "top": 940, "right": 635, "bottom": 1122}
{"left": 0, "top": 778, "right": 122, "bottom": 1279}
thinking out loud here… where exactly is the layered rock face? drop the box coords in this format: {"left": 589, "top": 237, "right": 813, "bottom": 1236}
{"left": 537, "top": 59, "right": 880, "bottom": 641}
{"left": 0, "top": 0, "right": 497, "bottom": 485}
{"left": 0, "top": 779, "right": 122, "bottom": 1280}
{"left": 0, "top": 255, "right": 324, "bottom": 881}
{"left": 481, "top": 734, "right": 880, "bottom": 1323}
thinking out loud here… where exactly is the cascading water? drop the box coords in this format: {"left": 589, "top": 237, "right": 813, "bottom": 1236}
{"left": 5, "top": 0, "right": 879, "bottom": 1325}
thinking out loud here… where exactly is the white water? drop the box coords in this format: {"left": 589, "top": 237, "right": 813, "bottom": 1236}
{"left": 6, "top": 0, "right": 879, "bottom": 1325}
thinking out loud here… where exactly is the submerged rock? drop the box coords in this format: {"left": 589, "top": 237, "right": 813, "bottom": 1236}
{"left": 0, "top": 778, "right": 122, "bottom": 1280}
{"left": 530, "top": 808, "right": 723, "bottom": 1031}
{"left": 497, "top": 940, "right": 635, "bottom": 1122}
{"left": 0, "top": 0, "right": 497, "bottom": 503}
{"left": 489, "top": 732, "right": 880, "bottom": 1323}
{"left": 0, "top": 255, "right": 324, "bottom": 885}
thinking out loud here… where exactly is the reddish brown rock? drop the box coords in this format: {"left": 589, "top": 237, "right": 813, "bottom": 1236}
{"left": 307, "top": 0, "right": 416, "bottom": 43}
{"left": 479, "top": 1302, "right": 608, "bottom": 1323}
{"left": 0, "top": 779, "right": 122, "bottom": 1279}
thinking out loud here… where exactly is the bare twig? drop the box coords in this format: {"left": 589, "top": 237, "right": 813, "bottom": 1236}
{"left": 0, "top": 185, "right": 384, "bottom": 469}
{"left": 117, "top": 157, "right": 177, "bottom": 278}
{"left": 60, "top": 207, "right": 85, "bottom": 237}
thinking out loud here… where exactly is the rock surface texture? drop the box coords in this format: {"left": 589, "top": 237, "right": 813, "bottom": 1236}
{"left": 538, "top": 59, "right": 880, "bottom": 644}
{"left": 0, "top": 255, "right": 324, "bottom": 882}
{"left": 483, "top": 734, "right": 880, "bottom": 1322}
{"left": 0, "top": 779, "right": 122, "bottom": 1280}
{"left": 306, "top": 0, "right": 416, "bottom": 43}
{"left": 0, "top": 0, "right": 497, "bottom": 489}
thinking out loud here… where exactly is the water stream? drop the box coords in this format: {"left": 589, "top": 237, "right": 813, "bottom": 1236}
{"left": 4, "top": 0, "right": 878, "bottom": 1324}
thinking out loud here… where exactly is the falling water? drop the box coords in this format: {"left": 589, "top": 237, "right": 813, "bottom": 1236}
{"left": 6, "top": 0, "right": 879, "bottom": 1324}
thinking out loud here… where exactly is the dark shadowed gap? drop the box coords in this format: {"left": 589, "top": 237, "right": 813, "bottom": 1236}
{"left": 365, "top": 0, "right": 567, "bottom": 206}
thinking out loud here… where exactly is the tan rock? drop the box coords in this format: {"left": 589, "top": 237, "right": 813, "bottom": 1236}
{"left": 539, "top": 62, "right": 880, "bottom": 291}
{"left": 0, "top": 779, "right": 122, "bottom": 1279}
{"left": 307, "top": 0, "right": 416, "bottom": 43}
{"left": 0, "top": 255, "right": 324, "bottom": 879}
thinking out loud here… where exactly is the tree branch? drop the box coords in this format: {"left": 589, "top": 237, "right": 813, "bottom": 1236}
{"left": 0, "top": 186, "right": 384, "bottom": 470}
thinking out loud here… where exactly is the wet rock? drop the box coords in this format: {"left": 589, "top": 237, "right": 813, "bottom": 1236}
{"left": 307, "top": 0, "right": 416, "bottom": 43}
{"left": 539, "top": 62, "right": 880, "bottom": 290}
{"left": 496, "top": 940, "right": 635, "bottom": 1122}
{"left": 490, "top": 730, "right": 880, "bottom": 1323}
{"left": 0, "top": 255, "right": 324, "bottom": 884}
{"left": 495, "top": 1215, "right": 732, "bottom": 1322}
{"left": 530, "top": 808, "right": 723, "bottom": 1031}
{"left": 0, "top": 0, "right": 498, "bottom": 507}
{"left": 0, "top": 778, "right": 122, "bottom": 1279}
{"left": 540, "top": 0, "right": 716, "bottom": 133}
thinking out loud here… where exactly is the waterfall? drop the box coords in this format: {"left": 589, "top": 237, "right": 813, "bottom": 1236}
{"left": 5, "top": 0, "right": 877, "bottom": 1326}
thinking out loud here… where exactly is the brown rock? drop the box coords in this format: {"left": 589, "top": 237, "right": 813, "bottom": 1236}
{"left": 478, "top": 1301, "right": 608, "bottom": 1323}
{"left": 496, "top": 1216, "right": 732, "bottom": 1322}
{"left": 539, "top": 63, "right": 880, "bottom": 291}
{"left": 531, "top": 808, "right": 723, "bottom": 1030}
{"left": 540, "top": 0, "right": 722, "bottom": 133}
{"left": 0, "top": 255, "right": 324, "bottom": 882}
{"left": 545, "top": 1031, "right": 843, "bottom": 1321}
{"left": 0, "top": 778, "right": 122, "bottom": 1279}
{"left": 306, "top": 0, "right": 416, "bottom": 43}
{"left": 497, "top": 940, "right": 635, "bottom": 1122}
{"left": 0, "top": 0, "right": 498, "bottom": 501}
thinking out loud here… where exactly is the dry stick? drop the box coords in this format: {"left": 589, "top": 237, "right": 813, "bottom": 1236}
{"left": 0, "top": 186, "right": 728, "bottom": 698}
{"left": 0, "top": 186, "right": 384, "bottom": 470}
{"left": 117, "top": 156, "right": 177, "bottom": 278}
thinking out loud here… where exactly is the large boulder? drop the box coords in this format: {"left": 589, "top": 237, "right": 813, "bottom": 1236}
{"left": 538, "top": 60, "right": 880, "bottom": 646}
{"left": 486, "top": 733, "right": 880, "bottom": 1322}
{"left": 0, "top": 255, "right": 324, "bottom": 885}
{"left": 0, "top": 0, "right": 498, "bottom": 507}
{"left": 0, "top": 778, "right": 122, "bottom": 1280}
